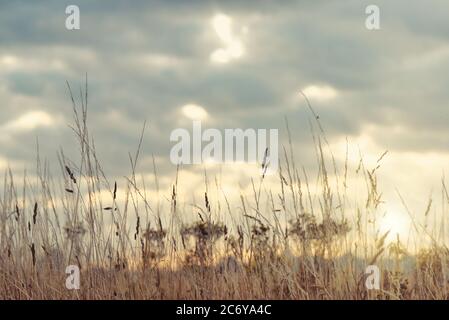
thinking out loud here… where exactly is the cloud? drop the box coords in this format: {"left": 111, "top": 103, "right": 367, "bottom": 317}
{"left": 181, "top": 104, "right": 209, "bottom": 121}
{"left": 210, "top": 14, "right": 246, "bottom": 63}
{"left": 2, "top": 111, "right": 57, "bottom": 133}
{"left": 301, "top": 85, "right": 338, "bottom": 102}
{"left": 0, "top": 54, "right": 67, "bottom": 74}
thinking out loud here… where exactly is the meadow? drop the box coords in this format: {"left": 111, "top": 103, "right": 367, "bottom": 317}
{"left": 0, "top": 85, "right": 448, "bottom": 300}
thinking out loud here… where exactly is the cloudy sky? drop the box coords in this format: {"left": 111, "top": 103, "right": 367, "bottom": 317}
{"left": 1, "top": 0, "right": 449, "bottom": 240}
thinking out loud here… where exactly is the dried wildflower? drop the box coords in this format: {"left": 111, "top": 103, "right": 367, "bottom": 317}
{"left": 30, "top": 243, "right": 36, "bottom": 267}
{"left": 141, "top": 227, "right": 167, "bottom": 264}
{"left": 181, "top": 221, "right": 227, "bottom": 264}
{"left": 289, "top": 214, "right": 350, "bottom": 241}
{"left": 134, "top": 216, "right": 140, "bottom": 240}
{"left": 32, "top": 202, "right": 38, "bottom": 225}
{"left": 248, "top": 219, "right": 273, "bottom": 264}
{"left": 181, "top": 221, "right": 227, "bottom": 242}
{"left": 143, "top": 228, "right": 167, "bottom": 242}
{"left": 113, "top": 181, "right": 117, "bottom": 200}
{"left": 226, "top": 227, "right": 244, "bottom": 260}
{"left": 65, "top": 165, "right": 77, "bottom": 184}
{"left": 63, "top": 222, "right": 86, "bottom": 240}
{"left": 251, "top": 223, "right": 270, "bottom": 245}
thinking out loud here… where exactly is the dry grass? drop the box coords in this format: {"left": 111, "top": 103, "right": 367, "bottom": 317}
{"left": 0, "top": 84, "right": 448, "bottom": 300}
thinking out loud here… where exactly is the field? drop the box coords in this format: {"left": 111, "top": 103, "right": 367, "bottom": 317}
{"left": 1, "top": 86, "right": 448, "bottom": 300}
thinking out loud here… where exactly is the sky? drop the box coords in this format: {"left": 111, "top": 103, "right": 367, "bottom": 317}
{"left": 1, "top": 0, "right": 449, "bottom": 242}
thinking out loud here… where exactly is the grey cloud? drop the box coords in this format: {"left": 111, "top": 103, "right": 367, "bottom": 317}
{"left": 0, "top": 0, "right": 449, "bottom": 180}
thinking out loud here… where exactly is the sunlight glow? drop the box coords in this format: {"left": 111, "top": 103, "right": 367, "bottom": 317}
{"left": 302, "top": 85, "right": 338, "bottom": 101}
{"left": 0, "top": 156, "right": 7, "bottom": 170}
{"left": 2, "top": 111, "right": 56, "bottom": 132}
{"left": 210, "top": 14, "right": 245, "bottom": 64}
{"left": 0, "top": 55, "right": 19, "bottom": 68}
{"left": 181, "top": 104, "right": 209, "bottom": 121}
{"left": 213, "top": 14, "right": 233, "bottom": 43}
{"left": 379, "top": 211, "right": 411, "bottom": 241}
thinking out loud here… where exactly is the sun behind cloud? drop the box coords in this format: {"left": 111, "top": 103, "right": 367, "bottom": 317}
{"left": 181, "top": 103, "right": 209, "bottom": 121}
{"left": 210, "top": 14, "right": 245, "bottom": 64}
